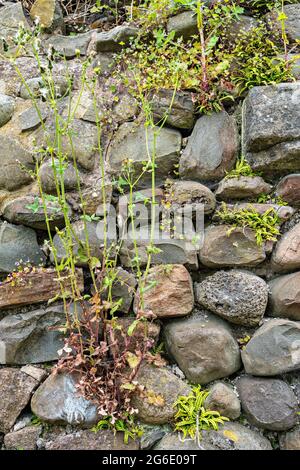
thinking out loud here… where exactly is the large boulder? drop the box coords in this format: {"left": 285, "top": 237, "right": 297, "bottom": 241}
{"left": 241, "top": 319, "right": 300, "bottom": 376}
{"left": 164, "top": 179, "right": 216, "bottom": 214}
{"left": 107, "top": 122, "right": 182, "bottom": 186}
{"left": 179, "top": 111, "right": 239, "bottom": 181}
{"left": 167, "top": 10, "right": 198, "bottom": 40}
{"left": 92, "top": 25, "right": 139, "bottom": 52}
{"left": 31, "top": 372, "right": 99, "bottom": 426}
{"left": 242, "top": 83, "right": 300, "bottom": 174}
{"left": 276, "top": 174, "right": 300, "bottom": 208}
{"left": 0, "top": 305, "right": 65, "bottom": 364}
{"left": 0, "top": 136, "right": 33, "bottom": 191}
{"left": 0, "top": 221, "right": 45, "bottom": 273}
{"left": 204, "top": 382, "right": 241, "bottom": 420}
{"left": 131, "top": 364, "right": 190, "bottom": 425}
{"left": 237, "top": 376, "right": 298, "bottom": 431}
{"left": 0, "top": 368, "right": 39, "bottom": 433}
{"left": 135, "top": 264, "right": 194, "bottom": 318}
{"left": 199, "top": 225, "right": 266, "bottom": 268}
{"left": 271, "top": 222, "right": 300, "bottom": 272}
{"left": 151, "top": 89, "right": 195, "bottom": 130}
{"left": 268, "top": 271, "right": 300, "bottom": 321}
{"left": 215, "top": 176, "right": 272, "bottom": 200}
{"left": 195, "top": 270, "right": 268, "bottom": 327}
{"left": 164, "top": 311, "right": 241, "bottom": 384}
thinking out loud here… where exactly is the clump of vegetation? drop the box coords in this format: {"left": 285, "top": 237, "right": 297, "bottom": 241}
{"left": 256, "top": 193, "right": 288, "bottom": 206}
{"left": 174, "top": 385, "right": 229, "bottom": 440}
{"left": 92, "top": 415, "right": 143, "bottom": 444}
{"left": 225, "top": 155, "right": 259, "bottom": 179}
{"left": 216, "top": 202, "right": 281, "bottom": 246}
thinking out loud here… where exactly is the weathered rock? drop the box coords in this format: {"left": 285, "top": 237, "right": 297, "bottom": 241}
{"left": 164, "top": 311, "right": 241, "bottom": 384}
{"left": 135, "top": 264, "right": 194, "bottom": 318}
{"left": 93, "top": 25, "right": 139, "bottom": 52}
{"left": 226, "top": 15, "right": 259, "bottom": 41}
{"left": 0, "top": 305, "right": 66, "bottom": 364}
{"left": 2, "top": 195, "right": 67, "bottom": 230}
{"left": 0, "top": 93, "right": 14, "bottom": 127}
{"left": 107, "top": 122, "right": 182, "bottom": 185}
{"left": 0, "top": 2, "right": 28, "bottom": 28}
{"left": 205, "top": 382, "right": 241, "bottom": 420}
{"left": 199, "top": 225, "right": 266, "bottom": 268}
{"left": 132, "top": 365, "right": 190, "bottom": 425}
{"left": 31, "top": 372, "right": 99, "bottom": 426}
{"left": 276, "top": 174, "right": 300, "bottom": 207}
{"left": 268, "top": 271, "right": 300, "bottom": 321}
{"left": 241, "top": 319, "right": 300, "bottom": 376}
{"left": 140, "top": 424, "right": 172, "bottom": 450}
{"left": 155, "top": 422, "right": 272, "bottom": 450}
{"left": 237, "top": 376, "right": 298, "bottom": 431}
{"left": 101, "top": 267, "right": 136, "bottom": 314}
{"left": 0, "top": 136, "right": 33, "bottom": 191}
{"left": 19, "top": 75, "right": 69, "bottom": 101}
{"left": 243, "top": 83, "right": 300, "bottom": 174}
{"left": 19, "top": 77, "right": 44, "bottom": 100}
{"left": 45, "top": 429, "right": 139, "bottom": 450}
{"left": 215, "top": 176, "right": 272, "bottom": 200}
{"left": 45, "top": 32, "right": 93, "bottom": 58}
{"left": 0, "top": 268, "right": 84, "bottom": 310}
{"left": 165, "top": 179, "right": 216, "bottom": 214}
{"left": 267, "top": 5, "right": 300, "bottom": 43}
{"left": 30, "top": 0, "right": 61, "bottom": 31}
{"left": 179, "top": 111, "right": 239, "bottom": 181}
{"left": 39, "top": 159, "right": 78, "bottom": 194}
{"left": 195, "top": 270, "right": 268, "bottom": 327}
{"left": 20, "top": 365, "right": 48, "bottom": 383}
{"left": 151, "top": 89, "right": 195, "bottom": 129}
{"left": 4, "top": 425, "right": 42, "bottom": 450}
{"left": 167, "top": 10, "right": 198, "bottom": 40}
{"left": 18, "top": 103, "right": 48, "bottom": 131}
{"left": 272, "top": 222, "right": 300, "bottom": 272}
{"left": 0, "top": 221, "right": 45, "bottom": 273}
{"left": 0, "top": 368, "right": 38, "bottom": 433}
{"left": 279, "top": 426, "right": 300, "bottom": 450}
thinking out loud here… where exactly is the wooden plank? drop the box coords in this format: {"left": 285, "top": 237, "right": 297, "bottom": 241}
{"left": 0, "top": 268, "right": 84, "bottom": 310}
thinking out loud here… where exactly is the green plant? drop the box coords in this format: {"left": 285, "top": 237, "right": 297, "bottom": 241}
{"left": 92, "top": 415, "right": 143, "bottom": 444}
{"left": 256, "top": 193, "right": 288, "bottom": 206}
{"left": 216, "top": 202, "right": 281, "bottom": 246}
{"left": 174, "top": 385, "right": 229, "bottom": 440}
{"left": 225, "top": 155, "right": 259, "bottom": 179}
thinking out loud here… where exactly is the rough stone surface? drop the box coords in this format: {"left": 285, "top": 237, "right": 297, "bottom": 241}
{"left": 0, "top": 221, "right": 45, "bottom": 273}
{"left": 268, "top": 271, "right": 300, "bottom": 321}
{"left": 151, "top": 89, "right": 195, "bottom": 129}
{"left": 195, "top": 270, "right": 268, "bottom": 326}
{"left": 0, "top": 368, "right": 38, "bottom": 433}
{"left": 39, "top": 159, "right": 78, "bottom": 194}
{"left": 135, "top": 264, "right": 194, "bottom": 318}
{"left": 93, "top": 25, "right": 139, "bottom": 52}
{"left": 237, "top": 376, "right": 298, "bottom": 431}
{"left": 0, "top": 305, "right": 65, "bottom": 364}
{"left": 45, "top": 32, "right": 92, "bottom": 58}
{"left": 18, "top": 103, "right": 48, "bottom": 131}
{"left": 4, "top": 425, "right": 42, "bottom": 450}
{"left": 167, "top": 10, "right": 198, "bottom": 39}
{"left": 164, "top": 311, "right": 241, "bottom": 384}
{"left": 179, "top": 111, "right": 239, "bottom": 181}
{"left": 44, "top": 429, "right": 139, "bottom": 450}
{"left": 107, "top": 122, "right": 182, "bottom": 185}
{"left": 205, "top": 382, "right": 241, "bottom": 420}
{"left": 165, "top": 179, "right": 216, "bottom": 214}
{"left": 199, "top": 225, "right": 266, "bottom": 268}
{"left": 31, "top": 372, "right": 99, "bottom": 426}
{"left": 268, "top": 5, "right": 300, "bottom": 43}
{"left": 155, "top": 422, "right": 272, "bottom": 450}
{"left": 132, "top": 365, "right": 191, "bottom": 425}
{"left": 0, "top": 93, "right": 14, "bottom": 127}
{"left": 272, "top": 222, "right": 300, "bottom": 272}
{"left": 241, "top": 319, "right": 300, "bottom": 376}
{"left": 276, "top": 174, "right": 300, "bottom": 207}
{"left": 0, "top": 136, "right": 33, "bottom": 191}
{"left": 215, "top": 176, "right": 272, "bottom": 200}
{"left": 279, "top": 426, "right": 300, "bottom": 450}
{"left": 101, "top": 267, "right": 137, "bottom": 314}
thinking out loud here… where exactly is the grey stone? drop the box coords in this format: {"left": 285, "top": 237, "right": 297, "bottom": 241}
{"left": 96, "top": 267, "right": 136, "bottom": 314}
{"left": 0, "top": 368, "right": 38, "bottom": 433}
{"left": 179, "top": 111, "right": 239, "bottom": 181}
{"left": 269, "top": 271, "right": 300, "bottom": 321}
{"left": 0, "top": 221, "right": 45, "bottom": 273}
{"left": 45, "top": 32, "right": 93, "bottom": 59}
{"left": 19, "top": 77, "right": 44, "bottom": 100}
{"left": 44, "top": 429, "right": 139, "bottom": 450}
{"left": 151, "top": 89, "right": 195, "bottom": 129}
{"left": 167, "top": 10, "right": 198, "bottom": 40}
{"left": 272, "top": 222, "right": 300, "bottom": 272}
{"left": 241, "top": 319, "right": 300, "bottom": 376}
{"left": 215, "top": 176, "right": 272, "bottom": 200}
{"left": 165, "top": 179, "right": 216, "bottom": 214}
{"left": 267, "top": 4, "right": 300, "bottom": 43}
{"left": 31, "top": 373, "right": 99, "bottom": 426}
{"left": 107, "top": 122, "right": 182, "bottom": 185}
{"left": 164, "top": 311, "right": 241, "bottom": 384}
{"left": 0, "top": 136, "right": 33, "bottom": 191}
{"left": 226, "top": 15, "right": 259, "bottom": 41}
{"left": 20, "top": 76, "right": 69, "bottom": 100}
{"left": 0, "top": 305, "right": 65, "bottom": 364}
{"left": 155, "top": 422, "right": 272, "bottom": 450}
{"left": 39, "top": 159, "right": 78, "bottom": 194}
{"left": 4, "top": 425, "right": 42, "bottom": 450}
{"left": 18, "top": 103, "right": 48, "bottom": 131}
{"left": 93, "top": 25, "right": 139, "bottom": 52}
{"left": 237, "top": 376, "right": 298, "bottom": 431}
{"left": 140, "top": 424, "right": 172, "bottom": 450}
{"left": 205, "top": 382, "right": 241, "bottom": 420}
{"left": 0, "top": 2, "right": 28, "bottom": 28}
{"left": 276, "top": 173, "right": 300, "bottom": 207}
{"left": 20, "top": 365, "right": 48, "bottom": 383}
{"left": 199, "top": 225, "right": 266, "bottom": 268}
{"left": 0, "top": 93, "right": 14, "bottom": 127}
{"left": 132, "top": 364, "right": 191, "bottom": 425}
{"left": 195, "top": 270, "right": 268, "bottom": 327}
{"left": 280, "top": 426, "right": 300, "bottom": 450}
{"left": 243, "top": 83, "right": 300, "bottom": 174}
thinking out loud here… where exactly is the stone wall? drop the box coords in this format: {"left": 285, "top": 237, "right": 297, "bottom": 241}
{"left": 0, "top": 1, "right": 300, "bottom": 451}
